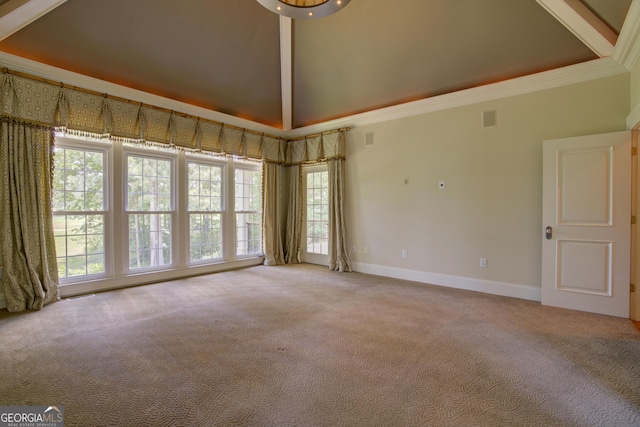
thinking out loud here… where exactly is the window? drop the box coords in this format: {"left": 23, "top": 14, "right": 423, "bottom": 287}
{"left": 306, "top": 169, "right": 329, "bottom": 255}
{"left": 51, "top": 134, "right": 265, "bottom": 290}
{"left": 53, "top": 145, "right": 107, "bottom": 279}
{"left": 235, "top": 166, "right": 262, "bottom": 256}
{"left": 126, "top": 154, "right": 173, "bottom": 270}
{"left": 188, "top": 161, "right": 223, "bottom": 262}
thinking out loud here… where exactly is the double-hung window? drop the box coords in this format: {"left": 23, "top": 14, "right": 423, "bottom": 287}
{"left": 305, "top": 167, "right": 329, "bottom": 256}
{"left": 235, "top": 165, "right": 262, "bottom": 256}
{"left": 188, "top": 161, "right": 224, "bottom": 263}
{"left": 53, "top": 142, "right": 108, "bottom": 279}
{"left": 51, "top": 134, "right": 266, "bottom": 290}
{"left": 126, "top": 153, "right": 173, "bottom": 270}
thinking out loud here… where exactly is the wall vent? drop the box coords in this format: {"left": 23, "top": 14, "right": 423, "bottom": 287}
{"left": 365, "top": 132, "right": 374, "bottom": 146}
{"left": 482, "top": 110, "right": 497, "bottom": 128}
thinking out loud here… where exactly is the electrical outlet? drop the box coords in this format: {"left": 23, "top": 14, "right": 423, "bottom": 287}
{"left": 480, "top": 258, "right": 487, "bottom": 268}
{"left": 402, "top": 249, "right": 408, "bottom": 258}
{"left": 363, "top": 246, "right": 368, "bottom": 255}
{"left": 439, "top": 180, "right": 446, "bottom": 190}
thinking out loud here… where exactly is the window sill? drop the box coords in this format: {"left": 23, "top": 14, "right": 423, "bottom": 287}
{"left": 58, "top": 257, "right": 265, "bottom": 299}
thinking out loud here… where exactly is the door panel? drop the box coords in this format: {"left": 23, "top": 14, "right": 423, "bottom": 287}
{"left": 557, "top": 240, "right": 611, "bottom": 296}
{"left": 542, "top": 131, "right": 630, "bottom": 317}
{"left": 558, "top": 147, "right": 611, "bottom": 225}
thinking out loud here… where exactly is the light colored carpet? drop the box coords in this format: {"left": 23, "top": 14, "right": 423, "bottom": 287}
{"left": 1, "top": 264, "right": 639, "bottom": 426}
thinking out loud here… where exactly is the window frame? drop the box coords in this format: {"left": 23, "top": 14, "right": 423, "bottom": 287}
{"left": 234, "top": 161, "right": 263, "bottom": 258}
{"left": 52, "top": 136, "right": 112, "bottom": 283}
{"left": 123, "top": 147, "right": 176, "bottom": 273}
{"left": 50, "top": 134, "right": 265, "bottom": 294}
{"left": 186, "top": 157, "right": 226, "bottom": 264}
{"left": 302, "top": 163, "right": 330, "bottom": 266}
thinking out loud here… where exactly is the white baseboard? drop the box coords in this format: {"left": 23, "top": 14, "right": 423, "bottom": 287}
{"left": 351, "top": 262, "right": 542, "bottom": 302}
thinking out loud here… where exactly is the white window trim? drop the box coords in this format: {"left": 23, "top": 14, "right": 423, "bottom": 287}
{"left": 302, "top": 163, "right": 329, "bottom": 266}
{"left": 123, "top": 146, "right": 177, "bottom": 273}
{"left": 234, "top": 160, "right": 263, "bottom": 258}
{"left": 54, "top": 135, "right": 112, "bottom": 283}
{"left": 186, "top": 156, "right": 227, "bottom": 265}
{"left": 52, "top": 135, "right": 264, "bottom": 299}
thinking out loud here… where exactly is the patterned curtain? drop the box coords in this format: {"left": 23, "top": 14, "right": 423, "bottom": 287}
{"left": 284, "top": 164, "right": 303, "bottom": 264}
{"left": 328, "top": 158, "right": 351, "bottom": 272}
{"left": 262, "top": 130, "right": 351, "bottom": 270}
{"left": 262, "top": 162, "right": 285, "bottom": 265}
{"left": 0, "top": 118, "right": 59, "bottom": 311}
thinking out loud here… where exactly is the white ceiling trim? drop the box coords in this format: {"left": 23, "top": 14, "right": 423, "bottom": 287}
{"left": 0, "top": 51, "right": 289, "bottom": 138}
{"left": 287, "top": 57, "right": 628, "bottom": 138}
{"left": 279, "top": 16, "right": 293, "bottom": 131}
{"left": 0, "top": 0, "right": 66, "bottom": 41}
{"left": 614, "top": 0, "right": 640, "bottom": 69}
{"left": 0, "top": 52, "right": 628, "bottom": 140}
{"left": 536, "top": 0, "right": 617, "bottom": 57}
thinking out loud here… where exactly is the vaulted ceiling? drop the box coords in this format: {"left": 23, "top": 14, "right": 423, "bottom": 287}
{"left": 0, "top": 0, "right": 634, "bottom": 132}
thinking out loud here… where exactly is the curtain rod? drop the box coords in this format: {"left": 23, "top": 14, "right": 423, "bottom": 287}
{"left": 1, "top": 67, "right": 285, "bottom": 140}
{"left": 1, "top": 67, "right": 349, "bottom": 142}
{"left": 287, "top": 127, "right": 350, "bottom": 142}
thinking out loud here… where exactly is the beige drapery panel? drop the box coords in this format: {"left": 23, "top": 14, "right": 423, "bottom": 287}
{"left": 0, "top": 117, "right": 59, "bottom": 311}
{"left": 262, "top": 131, "right": 351, "bottom": 271}
{"left": 284, "top": 165, "right": 302, "bottom": 264}
{"left": 262, "top": 162, "right": 285, "bottom": 265}
{"left": 328, "top": 158, "right": 352, "bottom": 272}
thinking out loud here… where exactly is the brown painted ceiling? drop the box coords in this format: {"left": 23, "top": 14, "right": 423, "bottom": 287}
{"left": 0, "top": 0, "right": 633, "bottom": 129}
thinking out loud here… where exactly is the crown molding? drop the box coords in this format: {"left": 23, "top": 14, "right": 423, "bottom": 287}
{"left": 0, "top": 52, "right": 629, "bottom": 140}
{"left": 0, "top": 52, "right": 289, "bottom": 138}
{"left": 629, "top": 101, "right": 640, "bottom": 129}
{"left": 614, "top": 0, "right": 640, "bottom": 70}
{"left": 288, "top": 57, "right": 628, "bottom": 138}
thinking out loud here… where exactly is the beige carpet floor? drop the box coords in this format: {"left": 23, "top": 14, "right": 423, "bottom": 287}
{"left": 1, "top": 264, "right": 639, "bottom": 426}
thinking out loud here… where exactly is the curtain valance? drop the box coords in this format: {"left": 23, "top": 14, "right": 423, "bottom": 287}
{"left": 0, "top": 71, "right": 346, "bottom": 164}
{"left": 286, "top": 131, "right": 346, "bottom": 165}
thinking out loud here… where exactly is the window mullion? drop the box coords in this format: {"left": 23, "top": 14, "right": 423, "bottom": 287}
{"left": 225, "top": 158, "right": 235, "bottom": 260}
{"left": 112, "top": 139, "right": 126, "bottom": 276}
{"left": 177, "top": 151, "right": 188, "bottom": 268}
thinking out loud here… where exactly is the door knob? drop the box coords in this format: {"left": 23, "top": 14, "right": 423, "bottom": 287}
{"left": 545, "top": 226, "right": 553, "bottom": 240}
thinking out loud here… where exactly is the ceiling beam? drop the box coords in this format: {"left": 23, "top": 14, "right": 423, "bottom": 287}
{"left": 279, "top": 16, "right": 293, "bottom": 131}
{"left": 536, "top": 0, "right": 617, "bottom": 57}
{"left": 0, "top": 0, "right": 67, "bottom": 41}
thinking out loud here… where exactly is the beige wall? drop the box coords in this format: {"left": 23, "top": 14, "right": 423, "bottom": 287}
{"left": 345, "top": 74, "right": 629, "bottom": 295}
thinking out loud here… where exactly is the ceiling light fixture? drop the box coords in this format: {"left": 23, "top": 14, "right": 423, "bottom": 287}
{"left": 256, "top": 0, "right": 351, "bottom": 19}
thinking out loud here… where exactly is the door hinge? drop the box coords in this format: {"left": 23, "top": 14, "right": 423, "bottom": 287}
{"left": 632, "top": 216, "right": 637, "bottom": 225}
{"left": 633, "top": 147, "right": 638, "bottom": 156}
{"left": 632, "top": 283, "right": 636, "bottom": 293}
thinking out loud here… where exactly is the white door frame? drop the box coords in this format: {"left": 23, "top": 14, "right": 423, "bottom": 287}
{"left": 632, "top": 127, "right": 640, "bottom": 321}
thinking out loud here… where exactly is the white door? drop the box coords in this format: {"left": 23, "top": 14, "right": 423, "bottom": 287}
{"left": 542, "top": 131, "right": 631, "bottom": 318}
